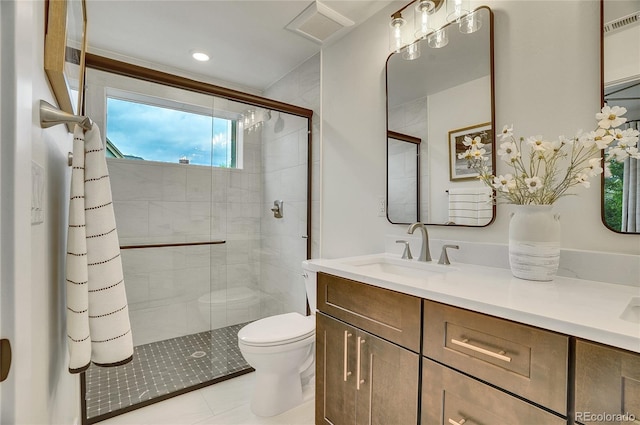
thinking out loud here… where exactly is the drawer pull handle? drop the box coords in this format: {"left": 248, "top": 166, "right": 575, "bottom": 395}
{"left": 356, "top": 337, "right": 365, "bottom": 390}
{"left": 450, "top": 338, "right": 512, "bottom": 363}
{"left": 343, "top": 331, "right": 352, "bottom": 381}
{"left": 448, "top": 418, "right": 466, "bottom": 425}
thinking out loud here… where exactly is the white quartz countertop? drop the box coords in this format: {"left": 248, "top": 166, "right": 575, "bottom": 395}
{"left": 304, "top": 254, "right": 640, "bottom": 353}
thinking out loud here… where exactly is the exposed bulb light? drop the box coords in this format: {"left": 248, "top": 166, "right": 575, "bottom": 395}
{"left": 402, "top": 41, "right": 421, "bottom": 60}
{"left": 389, "top": 12, "right": 408, "bottom": 53}
{"left": 191, "top": 51, "right": 210, "bottom": 62}
{"left": 427, "top": 28, "right": 448, "bottom": 48}
{"left": 446, "top": 0, "right": 470, "bottom": 23}
{"left": 241, "top": 108, "right": 271, "bottom": 133}
{"left": 414, "top": 0, "right": 435, "bottom": 39}
{"left": 459, "top": 10, "right": 482, "bottom": 34}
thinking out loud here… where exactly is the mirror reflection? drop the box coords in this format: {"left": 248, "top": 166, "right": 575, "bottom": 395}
{"left": 387, "top": 131, "right": 420, "bottom": 223}
{"left": 602, "top": 0, "right": 640, "bottom": 234}
{"left": 386, "top": 6, "right": 495, "bottom": 226}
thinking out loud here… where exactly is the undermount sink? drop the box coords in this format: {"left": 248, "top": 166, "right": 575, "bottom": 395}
{"left": 338, "top": 255, "right": 456, "bottom": 279}
{"left": 620, "top": 297, "right": 640, "bottom": 323}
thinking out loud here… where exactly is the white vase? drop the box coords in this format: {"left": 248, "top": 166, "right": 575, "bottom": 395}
{"left": 508, "top": 205, "right": 561, "bottom": 281}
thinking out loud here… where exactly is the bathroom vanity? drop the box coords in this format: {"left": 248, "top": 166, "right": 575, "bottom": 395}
{"left": 307, "top": 254, "right": 640, "bottom": 425}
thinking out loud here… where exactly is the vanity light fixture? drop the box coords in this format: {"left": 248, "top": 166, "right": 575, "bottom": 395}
{"left": 402, "top": 41, "right": 421, "bottom": 60}
{"left": 389, "top": 12, "right": 408, "bottom": 53}
{"left": 459, "top": 10, "right": 482, "bottom": 34}
{"left": 427, "top": 27, "right": 448, "bottom": 48}
{"left": 390, "top": 0, "right": 480, "bottom": 58}
{"left": 241, "top": 108, "right": 271, "bottom": 133}
{"left": 191, "top": 51, "right": 210, "bottom": 62}
{"left": 446, "top": 0, "right": 470, "bottom": 23}
{"left": 414, "top": 0, "right": 435, "bottom": 38}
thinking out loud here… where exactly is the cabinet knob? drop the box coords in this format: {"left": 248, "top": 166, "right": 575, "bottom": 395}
{"left": 448, "top": 418, "right": 466, "bottom": 425}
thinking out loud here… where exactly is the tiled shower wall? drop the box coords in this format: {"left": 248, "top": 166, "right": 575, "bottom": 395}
{"left": 108, "top": 128, "right": 263, "bottom": 346}
{"left": 262, "top": 53, "right": 320, "bottom": 316}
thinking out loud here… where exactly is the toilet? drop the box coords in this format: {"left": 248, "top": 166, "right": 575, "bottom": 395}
{"left": 237, "top": 264, "right": 317, "bottom": 417}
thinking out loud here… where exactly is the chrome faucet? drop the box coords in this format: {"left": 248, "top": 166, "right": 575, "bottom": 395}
{"left": 407, "top": 222, "right": 431, "bottom": 262}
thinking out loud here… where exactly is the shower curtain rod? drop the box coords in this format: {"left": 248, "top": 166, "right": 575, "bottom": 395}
{"left": 39, "top": 100, "right": 93, "bottom": 132}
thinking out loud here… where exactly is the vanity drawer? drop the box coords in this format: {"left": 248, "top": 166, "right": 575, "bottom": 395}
{"left": 423, "top": 300, "right": 568, "bottom": 415}
{"left": 422, "top": 358, "right": 566, "bottom": 425}
{"left": 575, "top": 340, "right": 640, "bottom": 425}
{"left": 317, "top": 272, "right": 421, "bottom": 352}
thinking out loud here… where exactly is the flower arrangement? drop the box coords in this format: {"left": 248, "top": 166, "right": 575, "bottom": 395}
{"left": 459, "top": 106, "right": 640, "bottom": 205}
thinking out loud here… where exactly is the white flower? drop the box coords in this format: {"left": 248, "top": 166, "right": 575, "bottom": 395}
{"left": 596, "top": 105, "right": 627, "bottom": 129}
{"left": 607, "top": 146, "right": 629, "bottom": 162}
{"left": 470, "top": 148, "right": 487, "bottom": 160}
{"left": 585, "top": 157, "right": 603, "bottom": 177}
{"left": 549, "top": 138, "right": 565, "bottom": 152}
{"left": 457, "top": 149, "right": 473, "bottom": 160}
{"left": 463, "top": 135, "right": 484, "bottom": 148}
{"left": 497, "top": 141, "right": 520, "bottom": 162}
{"left": 626, "top": 146, "right": 640, "bottom": 160}
{"left": 574, "top": 173, "right": 591, "bottom": 188}
{"left": 584, "top": 128, "right": 614, "bottom": 149}
{"left": 526, "top": 135, "right": 549, "bottom": 151}
{"left": 622, "top": 128, "right": 639, "bottom": 146}
{"left": 500, "top": 124, "right": 513, "bottom": 141}
{"left": 524, "top": 176, "right": 542, "bottom": 193}
{"left": 492, "top": 174, "right": 515, "bottom": 193}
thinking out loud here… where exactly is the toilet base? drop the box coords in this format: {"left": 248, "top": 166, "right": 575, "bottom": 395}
{"left": 250, "top": 370, "right": 304, "bottom": 417}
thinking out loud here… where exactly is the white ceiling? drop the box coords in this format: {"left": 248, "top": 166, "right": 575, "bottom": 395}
{"left": 85, "top": 0, "right": 399, "bottom": 92}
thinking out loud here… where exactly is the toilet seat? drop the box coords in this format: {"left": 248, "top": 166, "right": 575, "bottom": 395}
{"left": 238, "top": 312, "right": 315, "bottom": 347}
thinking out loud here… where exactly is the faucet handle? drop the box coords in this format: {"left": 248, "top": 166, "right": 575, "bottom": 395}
{"left": 395, "top": 240, "right": 413, "bottom": 260}
{"left": 438, "top": 244, "right": 459, "bottom": 265}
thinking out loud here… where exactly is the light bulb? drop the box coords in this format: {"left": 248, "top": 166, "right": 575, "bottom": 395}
{"left": 459, "top": 10, "right": 482, "bottom": 34}
{"left": 389, "top": 13, "right": 407, "bottom": 53}
{"left": 427, "top": 28, "right": 448, "bottom": 48}
{"left": 414, "top": 0, "right": 435, "bottom": 39}
{"left": 446, "top": 0, "right": 469, "bottom": 23}
{"left": 402, "top": 42, "right": 421, "bottom": 60}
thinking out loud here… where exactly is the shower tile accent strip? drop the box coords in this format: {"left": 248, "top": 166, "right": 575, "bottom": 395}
{"left": 85, "top": 323, "right": 251, "bottom": 421}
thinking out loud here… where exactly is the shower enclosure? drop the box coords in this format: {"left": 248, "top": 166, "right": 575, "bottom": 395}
{"left": 80, "top": 57, "right": 312, "bottom": 423}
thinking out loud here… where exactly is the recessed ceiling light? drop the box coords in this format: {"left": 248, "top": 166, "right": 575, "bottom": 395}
{"left": 191, "top": 51, "right": 210, "bottom": 62}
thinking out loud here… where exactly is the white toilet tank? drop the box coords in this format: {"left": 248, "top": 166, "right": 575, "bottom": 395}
{"left": 302, "top": 261, "right": 317, "bottom": 313}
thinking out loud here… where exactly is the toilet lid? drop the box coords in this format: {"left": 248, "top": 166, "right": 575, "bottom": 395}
{"left": 238, "top": 312, "right": 315, "bottom": 347}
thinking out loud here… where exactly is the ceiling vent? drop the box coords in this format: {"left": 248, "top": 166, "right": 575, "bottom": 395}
{"left": 286, "top": 1, "right": 354, "bottom": 45}
{"left": 604, "top": 11, "right": 640, "bottom": 34}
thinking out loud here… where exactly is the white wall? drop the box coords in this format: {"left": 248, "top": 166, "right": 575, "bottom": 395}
{"left": 321, "top": 0, "right": 640, "bottom": 258}
{"left": 1, "top": 1, "right": 79, "bottom": 423}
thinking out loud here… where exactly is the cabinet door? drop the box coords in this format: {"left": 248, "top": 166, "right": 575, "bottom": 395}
{"left": 356, "top": 329, "right": 419, "bottom": 425}
{"left": 575, "top": 340, "right": 640, "bottom": 425}
{"left": 316, "top": 313, "right": 357, "bottom": 425}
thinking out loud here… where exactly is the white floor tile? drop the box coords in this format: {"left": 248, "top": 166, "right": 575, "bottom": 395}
{"left": 97, "top": 391, "right": 213, "bottom": 425}
{"left": 96, "top": 373, "right": 315, "bottom": 425}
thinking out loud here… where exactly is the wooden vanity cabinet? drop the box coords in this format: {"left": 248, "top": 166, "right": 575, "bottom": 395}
{"left": 316, "top": 313, "right": 420, "bottom": 425}
{"left": 423, "top": 300, "right": 569, "bottom": 416}
{"left": 316, "top": 273, "right": 421, "bottom": 425}
{"left": 575, "top": 340, "right": 640, "bottom": 425}
{"left": 422, "top": 357, "right": 566, "bottom": 425}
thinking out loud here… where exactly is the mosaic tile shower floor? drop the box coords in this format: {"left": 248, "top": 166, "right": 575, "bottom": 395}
{"left": 85, "top": 323, "right": 251, "bottom": 421}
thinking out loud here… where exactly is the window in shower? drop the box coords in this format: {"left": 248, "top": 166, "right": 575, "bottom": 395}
{"left": 105, "top": 90, "right": 240, "bottom": 168}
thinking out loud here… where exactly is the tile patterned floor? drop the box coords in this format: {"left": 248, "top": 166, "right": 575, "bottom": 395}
{"left": 86, "top": 323, "right": 251, "bottom": 421}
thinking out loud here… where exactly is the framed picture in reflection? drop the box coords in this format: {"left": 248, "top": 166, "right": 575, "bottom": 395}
{"left": 448, "top": 122, "right": 493, "bottom": 181}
